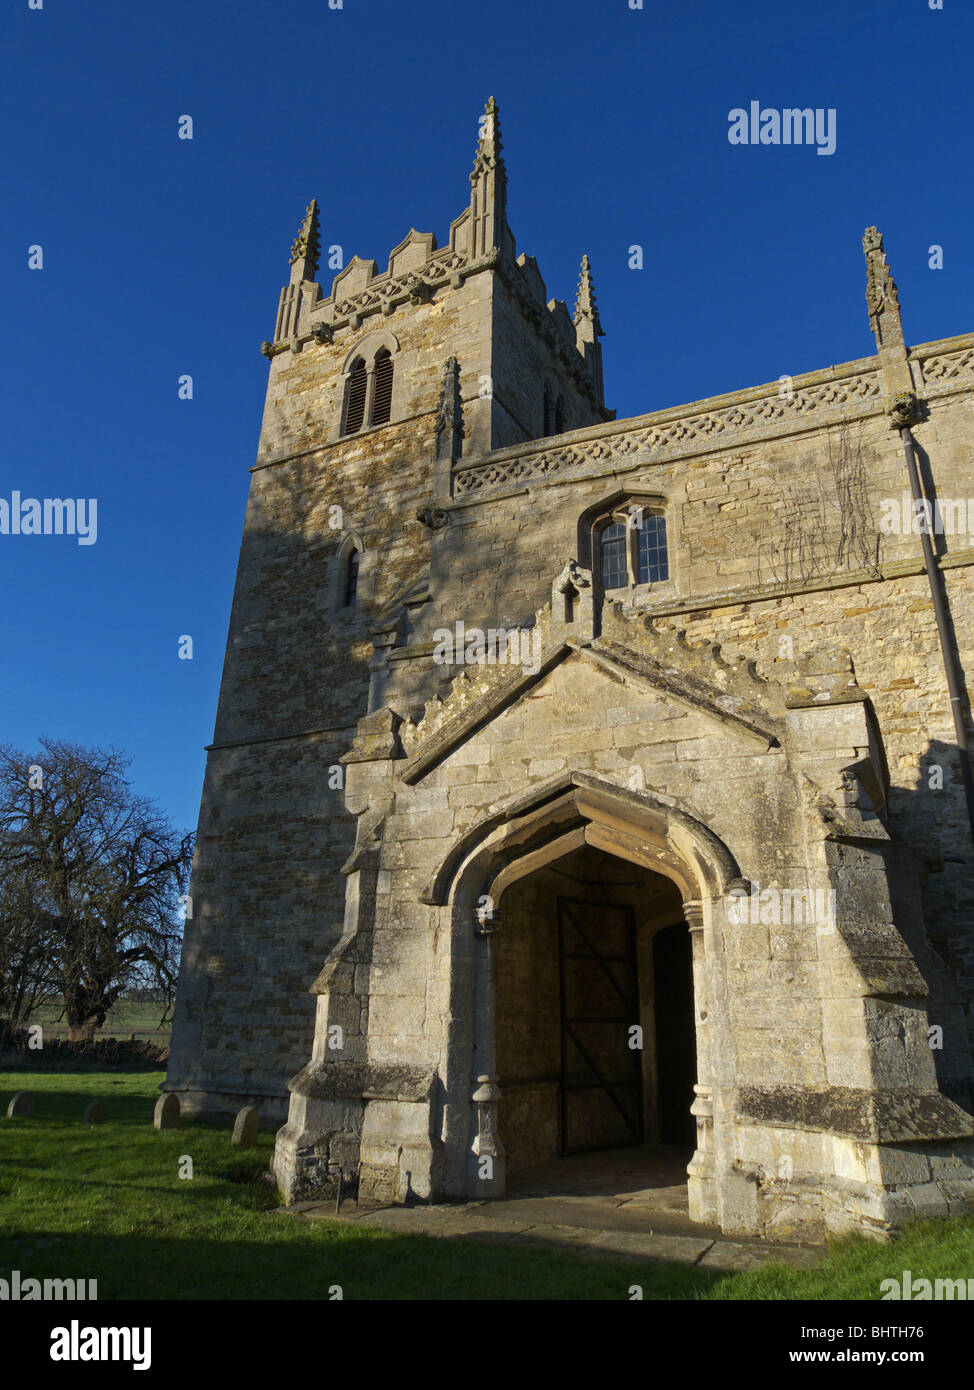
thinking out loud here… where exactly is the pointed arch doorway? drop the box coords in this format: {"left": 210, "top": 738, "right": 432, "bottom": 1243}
{"left": 434, "top": 771, "right": 730, "bottom": 1218}
{"left": 494, "top": 842, "right": 697, "bottom": 1185}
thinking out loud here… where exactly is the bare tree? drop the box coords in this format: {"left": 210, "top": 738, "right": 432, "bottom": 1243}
{"left": 0, "top": 739, "right": 192, "bottom": 1041}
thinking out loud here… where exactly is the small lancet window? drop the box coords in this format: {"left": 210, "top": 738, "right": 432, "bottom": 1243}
{"left": 343, "top": 548, "right": 360, "bottom": 607}
{"left": 543, "top": 384, "right": 555, "bottom": 437}
{"left": 343, "top": 359, "right": 367, "bottom": 435}
{"left": 563, "top": 583, "right": 578, "bottom": 623}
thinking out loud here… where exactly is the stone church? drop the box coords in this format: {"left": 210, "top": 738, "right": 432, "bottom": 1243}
{"left": 166, "top": 98, "right": 974, "bottom": 1241}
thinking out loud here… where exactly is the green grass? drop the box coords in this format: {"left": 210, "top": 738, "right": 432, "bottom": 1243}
{"left": 30, "top": 1001, "right": 171, "bottom": 1044}
{"left": 2, "top": 1070, "right": 973, "bottom": 1300}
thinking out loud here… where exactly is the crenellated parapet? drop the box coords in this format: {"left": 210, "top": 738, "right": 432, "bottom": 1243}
{"left": 260, "top": 98, "right": 611, "bottom": 424}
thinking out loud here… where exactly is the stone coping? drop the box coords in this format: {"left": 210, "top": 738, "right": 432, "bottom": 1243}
{"left": 737, "top": 1085, "right": 974, "bottom": 1143}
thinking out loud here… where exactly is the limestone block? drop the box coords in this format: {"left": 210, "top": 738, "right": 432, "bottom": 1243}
{"left": 903, "top": 1181, "right": 950, "bottom": 1220}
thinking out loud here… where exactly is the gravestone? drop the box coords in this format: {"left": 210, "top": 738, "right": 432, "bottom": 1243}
{"left": 84, "top": 1100, "right": 108, "bottom": 1126}
{"left": 153, "top": 1093, "right": 180, "bottom": 1129}
{"left": 232, "top": 1106, "right": 259, "bottom": 1147}
{"left": 6, "top": 1091, "right": 34, "bottom": 1119}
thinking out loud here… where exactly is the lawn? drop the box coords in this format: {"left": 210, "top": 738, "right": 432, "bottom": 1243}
{"left": 29, "top": 1001, "right": 171, "bottom": 1046}
{"left": 2, "top": 1070, "right": 973, "bottom": 1301}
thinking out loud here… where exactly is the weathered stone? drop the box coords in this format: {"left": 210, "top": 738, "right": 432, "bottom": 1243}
{"left": 84, "top": 1101, "right": 108, "bottom": 1126}
{"left": 166, "top": 96, "right": 974, "bottom": 1243}
{"left": 6, "top": 1091, "right": 34, "bottom": 1119}
{"left": 153, "top": 1093, "right": 180, "bottom": 1130}
{"left": 232, "top": 1106, "right": 259, "bottom": 1147}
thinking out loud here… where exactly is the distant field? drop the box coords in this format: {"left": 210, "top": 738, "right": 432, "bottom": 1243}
{"left": 31, "top": 1002, "right": 172, "bottom": 1045}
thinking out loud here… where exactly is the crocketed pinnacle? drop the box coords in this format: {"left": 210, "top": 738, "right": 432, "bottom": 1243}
{"left": 289, "top": 198, "right": 321, "bottom": 278}
{"left": 574, "top": 254, "right": 603, "bottom": 336}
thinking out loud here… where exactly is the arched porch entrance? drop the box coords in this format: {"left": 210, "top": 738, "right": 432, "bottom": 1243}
{"left": 494, "top": 844, "right": 696, "bottom": 1177}
{"left": 436, "top": 772, "right": 737, "bottom": 1223}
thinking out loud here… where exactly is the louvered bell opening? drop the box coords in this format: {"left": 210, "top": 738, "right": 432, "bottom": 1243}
{"left": 343, "top": 360, "right": 367, "bottom": 435}
{"left": 371, "top": 350, "right": 393, "bottom": 426}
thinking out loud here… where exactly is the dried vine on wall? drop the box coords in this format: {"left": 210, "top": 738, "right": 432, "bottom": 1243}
{"left": 758, "top": 422, "right": 880, "bottom": 586}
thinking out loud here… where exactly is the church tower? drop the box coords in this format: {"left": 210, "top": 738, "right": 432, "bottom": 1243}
{"left": 166, "top": 99, "right": 612, "bottom": 1121}
{"left": 166, "top": 96, "right": 974, "bottom": 1243}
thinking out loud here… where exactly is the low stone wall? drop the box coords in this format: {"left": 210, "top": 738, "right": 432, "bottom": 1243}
{"left": 0, "top": 1035, "right": 168, "bottom": 1071}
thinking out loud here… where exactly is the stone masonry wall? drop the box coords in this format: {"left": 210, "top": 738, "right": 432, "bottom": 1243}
{"left": 489, "top": 272, "right": 605, "bottom": 450}
{"left": 170, "top": 176, "right": 974, "bottom": 1141}
{"left": 396, "top": 357, "right": 974, "bottom": 1044}
{"left": 170, "top": 280, "right": 483, "bottom": 1107}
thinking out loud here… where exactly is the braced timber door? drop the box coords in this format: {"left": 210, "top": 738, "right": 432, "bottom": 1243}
{"left": 557, "top": 898, "right": 643, "bottom": 1154}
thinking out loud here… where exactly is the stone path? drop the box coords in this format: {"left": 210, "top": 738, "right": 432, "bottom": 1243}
{"left": 280, "top": 1147, "right": 823, "bottom": 1271}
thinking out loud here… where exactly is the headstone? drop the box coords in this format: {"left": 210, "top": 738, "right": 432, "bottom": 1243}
{"left": 6, "top": 1091, "right": 34, "bottom": 1119}
{"left": 153, "top": 1093, "right": 180, "bottom": 1130}
{"left": 84, "top": 1100, "right": 108, "bottom": 1126}
{"left": 232, "top": 1106, "right": 259, "bottom": 1147}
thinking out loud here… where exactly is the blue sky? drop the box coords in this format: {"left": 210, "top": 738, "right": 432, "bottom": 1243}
{"left": 1, "top": 0, "right": 970, "bottom": 834}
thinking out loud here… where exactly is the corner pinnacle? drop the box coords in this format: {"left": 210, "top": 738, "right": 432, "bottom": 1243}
{"left": 289, "top": 198, "right": 321, "bottom": 280}
{"left": 574, "top": 255, "right": 603, "bottom": 337}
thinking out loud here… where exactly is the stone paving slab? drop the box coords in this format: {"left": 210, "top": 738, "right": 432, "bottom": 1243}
{"left": 361, "top": 1210, "right": 536, "bottom": 1241}
{"left": 464, "top": 1194, "right": 712, "bottom": 1239}
{"left": 507, "top": 1222, "right": 599, "bottom": 1245}
{"left": 697, "top": 1239, "right": 822, "bottom": 1272}
{"left": 585, "top": 1230, "right": 716, "bottom": 1262}
{"left": 349, "top": 1204, "right": 462, "bottom": 1228}
{"left": 285, "top": 1200, "right": 822, "bottom": 1270}
{"left": 616, "top": 1186, "right": 690, "bottom": 1209}
{"left": 471, "top": 1196, "right": 662, "bottom": 1234}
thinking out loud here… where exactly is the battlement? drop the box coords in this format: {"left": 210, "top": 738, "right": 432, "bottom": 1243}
{"left": 259, "top": 98, "right": 611, "bottom": 460}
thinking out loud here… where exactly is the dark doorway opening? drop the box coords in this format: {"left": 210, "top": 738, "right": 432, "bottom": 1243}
{"left": 653, "top": 922, "right": 697, "bottom": 1147}
{"left": 495, "top": 844, "right": 698, "bottom": 1182}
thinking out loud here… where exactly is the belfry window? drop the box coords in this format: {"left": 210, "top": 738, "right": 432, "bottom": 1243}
{"left": 596, "top": 508, "right": 669, "bottom": 590}
{"left": 342, "top": 358, "right": 368, "bottom": 435}
{"left": 371, "top": 349, "right": 393, "bottom": 426}
{"left": 341, "top": 346, "right": 396, "bottom": 436}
